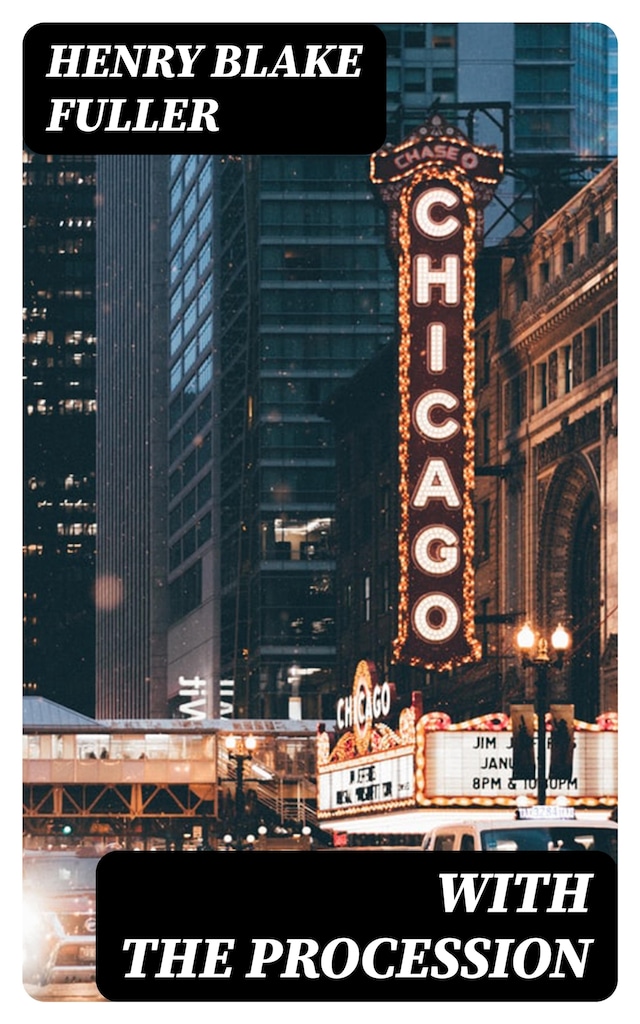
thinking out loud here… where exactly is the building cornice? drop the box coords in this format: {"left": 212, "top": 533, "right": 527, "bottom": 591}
{"left": 509, "top": 256, "right": 617, "bottom": 351}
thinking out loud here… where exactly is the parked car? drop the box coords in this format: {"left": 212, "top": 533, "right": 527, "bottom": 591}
{"left": 421, "top": 808, "right": 618, "bottom": 859}
{"left": 23, "top": 846, "right": 102, "bottom": 986}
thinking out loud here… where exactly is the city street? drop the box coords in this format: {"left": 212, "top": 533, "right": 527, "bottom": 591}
{"left": 24, "top": 982, "right": 106, "bottom": 1002}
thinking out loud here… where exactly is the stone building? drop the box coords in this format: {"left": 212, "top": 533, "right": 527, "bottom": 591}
{"left": 327, "top": 160, "right": 617, "bottom": 724}
{"left": 477, "top": 159, "right": 618, "bottom": 722}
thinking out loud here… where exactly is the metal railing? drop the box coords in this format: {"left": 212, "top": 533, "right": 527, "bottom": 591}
{"left": 217, "top": 747, "right": 319, "bottom": 828}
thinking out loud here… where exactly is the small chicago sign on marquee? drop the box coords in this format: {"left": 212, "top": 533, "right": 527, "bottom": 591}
{"left": 371, "top": 115, "right": 503, "bottom": 671}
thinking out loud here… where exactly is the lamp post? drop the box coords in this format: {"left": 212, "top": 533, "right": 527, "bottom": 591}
{"left": 516, "top": 623, "right": 571, "bottom": 806}
{"left": 224, "top": 734, "right": 257, "bottom": 848}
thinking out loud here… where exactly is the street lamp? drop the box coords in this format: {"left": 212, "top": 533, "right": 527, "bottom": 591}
{"left": 516, "top": 623, "right": 571, "bottom": 806}
{"left": 222, "top": 737, "right": 257, "bottom": 847}
{"left": 225, "top": 734, "right": 257, "bottom": 819}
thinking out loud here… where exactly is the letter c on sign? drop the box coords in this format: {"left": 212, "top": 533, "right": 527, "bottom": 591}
{"left": 413, "top": 187, "right": 461, "bottom": 239}
{"left": 413, "top": 390, "right": 460, "bottom": 441}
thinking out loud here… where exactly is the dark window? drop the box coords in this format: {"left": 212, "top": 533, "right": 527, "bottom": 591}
{"left": 169, "top": 432, "right": 182, "bottom": 465}
{"left": 517, "top": 275, "right": 528, "bottom": 304}
{"left": 602, "top": 310, "right": 612, "bottom": 365}
{"left": 380, "top": 563, "right": 391, "bottom": 614}
{"left": 169, "top": 543, "right": 181, "bottom": 572}
{"left": 169, "top": 561, "right": 202, "bottom": 623}
{"left": 404, "top": 26, "right": 425, "bottom": 48}
{"left": 572, "top": 333, "right": 584, "bottom": 387}
{"left": 379, "top": 485, "right": 391, "bottom": 534}
{"left": 585, "top": 324, "right": 599, "bottom": 378}
{"left": 182, "top": 525, "right": 196, "bottom": 560}
{"left": 548, "top": 350, "right": 558, "bottom": 403}
{"left": 481, "top": 410, "right": 491, "bottom": 464}
{"left": 506, "top": 371, "right": 527, "bottom": 429}
{"left": 537, "top": 362, "right": 548, "bottom": 410}
{"left": 562, "top": 345, "right": 573, "bottom": 393}
{"left": 182, "top": 488, "right": 196, "bottom": 522}
{"left": 588, "top": 217, "right": 600, "bottom": 247}
{"left": 383, "top": 26, "right": 400, "bottom": 58}
{"left": 169, "top": 395, "right": 182, "bottom": 429}
{"left": 480, "top": 330, "right": 491, "bottom": 386}
{"left": 515, "top": 110, "right": 571, "bottom": 151}
{"left": 432, "top": 70, "right": 455, "bottom": 94}
{"left": 197, "top": 512, "right": 212, "bottom": 546}
{"left": 359, "top": 496, "right": 372, "bottom": 542}
{"left": 515, "top": 65, "right": 570, "bottom": 105}
{"left": 404, "top": 68, "right": 426, "bottom": 93}
{"left": 197, "top": 432, "right": 212, "bottom": 470}
{"left": 197, "top": 392, "right": 212, "bottom": 430}
{"left": 515, "top": 23, "right": 570, "bottom": 60}
{"left": 169, "top": 469, "right": 182, "bottom": 501}
{"left": 169, "top": 506, "right": 181, "bottom": 536}
{"left": 478, "top": 500, "right": 491, "bottom": 561}
{"left": 183, "top": 413, "right": 196, "bottom": 447}
{"left": 563, "top": 240, "right": 574, "bottom": 269}
{"left": 197, "top": 473, "right": 212, "bottom": 508}
{"left": 479, "top": 596, "right": 490, "bottom": 660}
{"left": 358, "top": 430, "right": 372, "bottom": 477}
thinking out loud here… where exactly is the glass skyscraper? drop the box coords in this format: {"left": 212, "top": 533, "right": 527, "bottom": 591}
{"left": 23, "top": 153, "right": 97, "bottom": 715}
{"left": 216, "top": 153, "right": 396, "bottom": 718}
{"left": 165, "top": 155, "right": 218, "bottom": 717}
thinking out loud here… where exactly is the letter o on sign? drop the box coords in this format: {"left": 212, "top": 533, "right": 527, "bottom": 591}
{"left": 412, "top": 593, "right": 460, "bottom": 643}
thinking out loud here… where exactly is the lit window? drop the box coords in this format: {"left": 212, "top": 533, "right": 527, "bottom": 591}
{"left": 363, "top": 575, "right": 372, "bottom": 622}
{"left": 432, "top": 25, "right": 456, "bottom": 48}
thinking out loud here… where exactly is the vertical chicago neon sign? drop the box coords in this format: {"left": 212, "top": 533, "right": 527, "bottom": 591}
{"left": 371, "top": 115, "right": 503, "bottom": 670}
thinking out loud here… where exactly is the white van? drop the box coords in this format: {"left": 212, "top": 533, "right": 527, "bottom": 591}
{"left": 421, "top": 809, "right": 617, "bottom": 859}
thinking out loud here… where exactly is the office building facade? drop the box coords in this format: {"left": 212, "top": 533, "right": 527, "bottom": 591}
{"left": 216, "top": 153, "right": 395, "bottom": 720}
{"left": 95, "top": 156, "right": 170, "bottom": 719}
{"left": 479, "top": 159, "right": 618, "bottom": 722}
{"left": 23, "top": 152, "right": 97, "bottom": 716}
{"left": 384, "top": 23, "right": 616, "bottom": 240}
{"left": 165, "top": 155, "right": 219, "bottom": 718}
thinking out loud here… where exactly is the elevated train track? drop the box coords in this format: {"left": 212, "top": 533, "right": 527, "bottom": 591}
{"left": 23, "top": 698, "right": 326, "bottom": 848}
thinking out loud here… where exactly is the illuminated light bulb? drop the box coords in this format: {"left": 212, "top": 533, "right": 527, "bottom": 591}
{"left": 516, "top": 623, "right": 535, "bottom": 652}
{"left": 551, "top": 624, "right": 570, "bottom": 652}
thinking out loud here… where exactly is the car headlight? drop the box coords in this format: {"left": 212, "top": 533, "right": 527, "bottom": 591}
{"left": 23, "top": 898, "right": 53, "bottom": 954}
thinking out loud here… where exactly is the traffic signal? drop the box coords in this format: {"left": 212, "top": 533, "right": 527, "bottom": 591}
{"left": 49, "top": 822, "right": 74, "bottom": 836}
